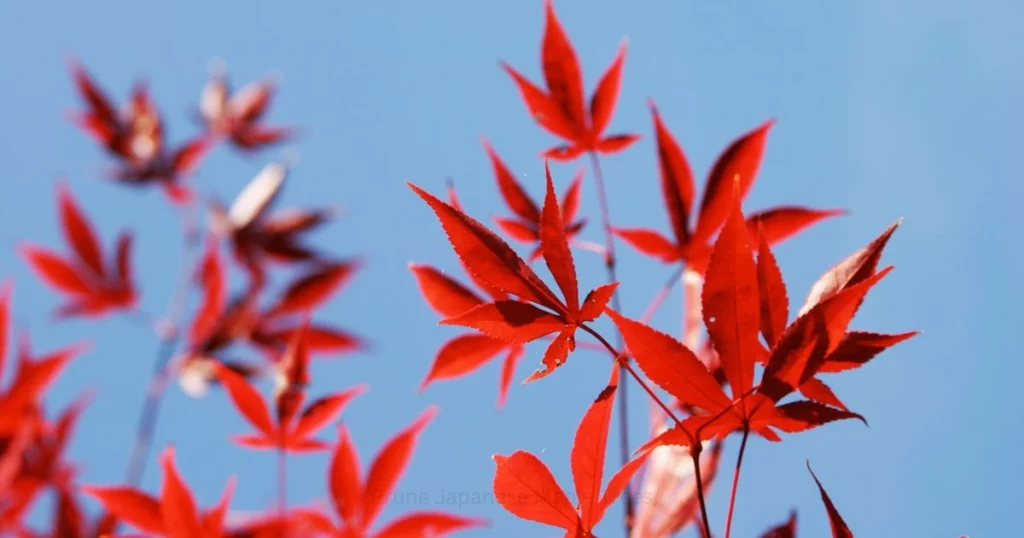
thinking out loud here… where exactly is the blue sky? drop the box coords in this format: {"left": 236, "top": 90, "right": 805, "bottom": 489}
{"left": 1, "top": 1, "right": 1020, "bottom": 536}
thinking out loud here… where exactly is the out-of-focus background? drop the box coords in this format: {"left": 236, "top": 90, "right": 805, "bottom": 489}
{"left": 1, "top": 1, "right": 1020, "bottom": 536}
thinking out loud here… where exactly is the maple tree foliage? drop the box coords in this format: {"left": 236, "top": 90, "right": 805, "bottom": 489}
{"left": 0, "top": 1, "right": 925, "bottom": 537}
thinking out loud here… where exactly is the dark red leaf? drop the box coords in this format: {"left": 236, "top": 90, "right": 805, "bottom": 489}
{"left": 606, "top": 309, "right": 730, "bottom": 413}
{"left": 693, "top": 120, "right": 774, "bottom": 242}
{"left": 485, "top": 139, "right": 540, "bottom": 223}
{"left": 440, "top": 301, "right": 564, "bottom": 343}
{"left": 493, "top": 451, "right": 576, "bottom": 530}
{"left": 57, "top": 182, "right": 105, "bottom": 278}
{"left": 650, "top": 100, "right": 696, "bottom": 246}
{"left": 589, "top": 41, "right": 627, "bottom": 137}
{"left": 799, "top": 219, "right": 900, "bottom": 316}
{"left": 702, "top": 183, "right": 760, "bottom": 398}
{"left": 819, "top": 331, "right": 919, "bottom": 373}
{"left": 420, "top": 334, "right": 508, "bottom": 391}
{"left": 409, "top": 263, "right": 484, "bottom": 319}
{"left": 539, "top": 163, "right": 579, "bottom": 313}
{"left": 571, "top": 367, "right": 618, "bottom": 529}
{"left": 362, "top": 406, "right": 438, "bottom": 528}
{"left": 756, "top": 232, "right": 788, "bottom": 348}
{"left": 746, "top": 206, "right": 845, "bottom": 246}
{"left": 612, "top": 228, "right": 680, "bottom": 263}
{"left": 807, "top": 462, "right": 854, "bottom": 538}
{"left": 20, "top": 246, "right": 93, "bottom": 295}
{"left": 541, "top": 0, "right": 586, "bottom": 136}
{"left": 267, "top": 261, "right": 359, "bottom": 318}
{"left": 408, "top": 182, "right": 563, "bottom": 312}
{"left": 579, "top": 282, "right": 619, "bottom": 322}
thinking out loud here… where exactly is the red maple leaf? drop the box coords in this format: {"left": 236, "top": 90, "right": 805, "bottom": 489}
{"left": 502, "top": 0, "right": 639, "bottom": 160}
{"left": 177, "top": 238, "right": 363, "bottom": 397}
{"left": 807, "top": 462, "right": 854, "bottom": 537}
{"left": 755, "top": 220, "right": 919, "bottom": 411}
{"left": 409, "top": 163, "right": 619, "bottom": 381}
{"left": 613, "top": 101, "right": 843, "bottom": 275}
{"left": 0, "top": 286, "right": 87, "bottom": 439}
{"left": 483, "top": 139, "right": 587, "bottom": 260}
{"left": 409, "top": 263, "right": 523, "bottom": 408}
{"left": 208, "top": 161, "right": 338, "bottom": 280}
{"left": 213, "top": 325, "right": 363, "bottom": 453}
{"left": 198, "top": 63, "right": 295, "bottom": 152}
{"left": 82, "top": 446, "right": 235, "bottom": 538}
{"left": 67, "top": 58, "right": 212, "bottom": 205}
{"left": 409, "top": 182, "right": 530, "bottom": 407}
{"left": 609, "top": 186, "right": 912, "bottom": 452}
{"left": 492, "top": 367, "right": 648, "bottom": 537}
{"left": 19, "top": 182, "right": 138, "bottom": 319}
{"left": 760, "top": 510, "right": 797, "bottom": 538}
{"left": 292, "top": 406, "right": 486, "bottom": 537}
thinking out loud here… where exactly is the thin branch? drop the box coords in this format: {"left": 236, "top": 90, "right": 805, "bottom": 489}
{"left": 691, "top": 443, "right": 713, "bottom": 538}
{"left": 639, "top": 265, "right": 685, "bottom": 324}
{"left": 579, "top": 324, "right": 685, "bottom": 432}
{"left": 277, "top": 448, "right": 288, "bottom": 522}
{"left": 123, "top": 202, "right": 202, "bottom": 487}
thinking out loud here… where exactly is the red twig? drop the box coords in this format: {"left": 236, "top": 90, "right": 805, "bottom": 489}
{"left": 724, "top": 426, "right": 751, "bottom": 538}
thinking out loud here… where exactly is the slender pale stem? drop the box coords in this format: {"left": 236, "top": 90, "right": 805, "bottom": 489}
{"left": 123, "top": 203, "right": 201, "bottom": 487}
{"left": 278, "top": 448, "right": 288, "bottom": 523}
{"left": 587, "top": 150, "right": 635, "bottom": 530}
{"left": 639, "top": 265, "right": 684, "bottom": 324}
{"left": 724, "top": 427, "right": 750, "bottom": 538}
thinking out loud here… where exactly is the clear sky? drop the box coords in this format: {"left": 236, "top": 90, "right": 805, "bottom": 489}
{"left": 1, "top": 1, "right": 1020, "bottom": 536}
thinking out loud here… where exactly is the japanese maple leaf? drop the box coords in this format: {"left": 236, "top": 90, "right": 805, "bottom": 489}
{"left": 292, "top": 406, "right": 486, "bottom": 538}
{"left": 213, "top": 326, "right": 364, "bottom": 453}
{"left": 753, "top": 220, "right": 918, "bottom": 411}
{"left": 19, "top": 484, "right": 118, "bottom": 538}
{"left": 177, "top": 239, "right": 362, "bottom": 397}
{"left": 409, "top": 163, "right": 619, "bottom": 381}
{"left": 409, "top": 263, "right": 524, "bottom": 408}
{"left": 807, "top": 462, "right": 854, "bottom": 538}
{"left": 410, "top": 182, "right": 528, "bottom": 407}
{"left": 14, "top": 392, "right": 90, "bottom": 495}
{"left": 67, "top": 59, "right": 211, "bottom": 204}
{"left": 492, "top": 367, "right": 648, "bottom": 537}
{"left": 67, "top": 58, "right": 162, "bottom": 163}
{"left": 19, "top": 182, "right": 137, "bottom": 319}
{"left": 108, "top": 136, "right": 213, "bottom": 205}
{"left": 483, "top": 139, "right": 587, "bottom": 260}
{"left": 82, "top": 446, "right": 234, "bottom": 538}
{"left": 760, "top": 511, "right": 796, "bottom": 538}
{"left": 502, "top": 0, "right": 639, "bottom": 160}
{"left": 209, "top": 161, "right": 337, "bottom": 279}
{"left": 0, "top": 287, "right": 86, "bottom": 438}
{"left": 198, "top": 63, "right": 294, "bottom": 151}
{"left": 613, "top": 101, "right": 843, "bottom": 275}
{"left": 9, "top": 398, "right": 118, "bottom": 538}
{"left": 609, "top": 188, "right": 902, "bottom": 453}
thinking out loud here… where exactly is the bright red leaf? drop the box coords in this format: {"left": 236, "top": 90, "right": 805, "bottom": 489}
{"left": 502, "top": 0, "right": 639, "bottom": 160}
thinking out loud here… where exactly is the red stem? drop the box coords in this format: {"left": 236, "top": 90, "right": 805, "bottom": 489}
{"left": 724, "top": 426, "right": 750, "bottom": 538}
{"left": 580, "top": 325, "right": 685, "bottom": 433}
{"left": 639, "top": 265, "right": 684, "bottom": 324}
{"left": 691, "top": 443, "right": 713, "bottom": 538}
